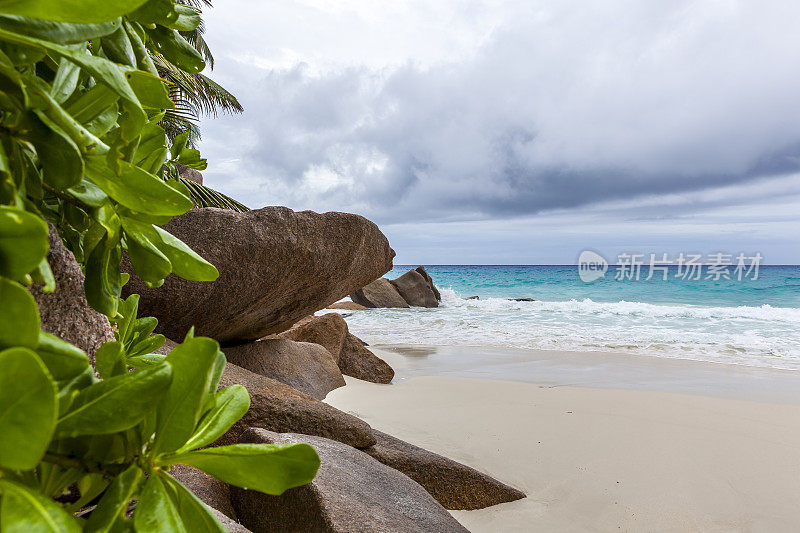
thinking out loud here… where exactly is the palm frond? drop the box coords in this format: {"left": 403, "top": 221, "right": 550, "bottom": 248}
{"left": 180, "top": 27, "right": 214, "bottom": 69}
{"left": 180, "top": 178, "right": 249, "bottom": 212}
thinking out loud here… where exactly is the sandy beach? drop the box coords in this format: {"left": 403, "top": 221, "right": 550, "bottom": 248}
{"left": 326, "top": 347, "right": 800, "bottom": 532}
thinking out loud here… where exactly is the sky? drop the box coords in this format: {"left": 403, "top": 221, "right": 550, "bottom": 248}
{"left": 197, "top": 0, "right": 800, "bottom": 264}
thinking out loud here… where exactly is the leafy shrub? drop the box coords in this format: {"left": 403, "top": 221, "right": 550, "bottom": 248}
{"left": 0, "top": 0, "right": 320, "bottom": 530}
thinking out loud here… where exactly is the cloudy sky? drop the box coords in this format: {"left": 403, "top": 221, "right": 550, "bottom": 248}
{"left": 197, "top": 0, "right": 800, "bottom": 264}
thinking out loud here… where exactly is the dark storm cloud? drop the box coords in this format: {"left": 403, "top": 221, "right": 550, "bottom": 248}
{"left": 199, "top": 1, "right": 800, "bottom": 226}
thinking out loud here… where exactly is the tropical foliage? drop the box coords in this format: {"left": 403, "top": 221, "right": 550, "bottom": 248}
{"left": 0, "top": 0, "right": 318, "bottom": 530}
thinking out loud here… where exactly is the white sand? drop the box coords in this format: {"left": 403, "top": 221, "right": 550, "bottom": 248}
{"left": 326, "top": 355, "right": 800, "bottom": 532}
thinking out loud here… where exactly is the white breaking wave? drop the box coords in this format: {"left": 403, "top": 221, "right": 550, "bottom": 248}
{"left": 340, "top": 289, "right": 800, "bottom": 370}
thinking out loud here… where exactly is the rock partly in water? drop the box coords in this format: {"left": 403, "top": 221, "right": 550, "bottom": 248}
{"left": 415, "top": 266, "right": 441, "bottom": 301}
{"left": 339, "top": 334, "right": 394, "bottom": 384}
{"left": 29, "top": 226, "right": 114, "bottom": 362}
{"left": 168, "top": 464, "right": 237, "bottom": 520}
{"left": 510, "top": 298, "right": 535, "bottom": 302}
{"left": 279, "top": 314, "right": 394, "bottom": 384}
{"left": 465, "top": 296, "right": 480, "bottom": 300}
{"left": 364, "top": 430, "right": 525, "bottom": 510}
{"left": 350, "top": 277, "right": 409, "bottom": 309}
{"left": 326, "top": 301, "right": 368, "bottom": 310}
{"left": 123, "top": 206, "right": 395, "bottom": 343}
{"left": 217, "top": 363, "right": 376, "bottom": 448}
{"left": 231, "top": 429, "right": 469, "bottom": 533}
{"left": 390, "top": 269, "right": 439, "bottom": 308}
{"left": 223, "top": 338, "right": 345, "bottom": 400}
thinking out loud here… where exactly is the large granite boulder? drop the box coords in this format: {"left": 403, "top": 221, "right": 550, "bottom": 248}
{"left": 338, "top": 334, "right": 394, "bottom": 384}
{"left": 217, "top": 363, "right": 375, "bottom": 448}
{"left": 415, "top": 266, "right": 441, "bottom": 301}
{"left": 223, "top": 338, "right": 345, "bottom": 400}
{"left": 391, "top": 270, "right": 439, "bottom": 308}
{"left": 123, "top": 206, "right": 395, "bottom": 343}
{"left": 210, "top": 509, "right": 251, "bottom": 533}
{"left": 278, "top": 314, "right": 347, "bottom": 364}
{"left": 231, "top": 429, "right": 469, "bottom": 533}
{"left": 364, "top": 430, "right": 525, "bottom": 510}
{"left": 350, "top": 278, "right": 408, "bottom": 308}
{"left": 326, "top": 301, "right": 368, "bottom": 311}
{"left": 168, "top": 464, "right": 237, "bottom": 520}
{"left": 29, "top": 226, "right": 114, "bottom": 362}
{"left": 279, "top": 314, "right": 394, "bottom": 384}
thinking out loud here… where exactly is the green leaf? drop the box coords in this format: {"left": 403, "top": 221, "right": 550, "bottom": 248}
{"left": 126, "top": 352, "right": 166, "bottom": 368}
{"left": 133, "top": 476, "right": 186, "bottom": 533}
{"left": 148, "top": 220, "right": 219, "bottom": 281}
{"left": 145, "top": 26, "right": 204, "bottom": 74}
{"left": 127, "top": 0, "right": 179, "bottom": 26}
{"left": 0, "top": 16, "right": 120, "bottom": 43}
{"left": 64, "top": 84, "right": 119, "bottom": 124}
{"left": 84, "top": 233, "right": 121, "bottom": 317}
{"left": 124, "top": 225, "right": 172, "bottom": 285}
{"left": 85, "top": 156, "right": 193, "bottom": 216}
{"left": 56, "top": 363, "right": 171, "bottom": 437}
{"left": 159, "top": 473, "right": 226, "bottom": 533}
{"left": 175, "top": 147, "right": 207, "bottom": 170}
{"left": 35, "top": 331, "right": 90, "bottom": 382}
{"left": 84, "top": 464, "right": 143, "bottom": 533}
{"left": 67, "top": 177, "right": 108, "bottom": 207}
{"left": 124, "top": 68, "right": 173, "bottom": 109}
{"left": 0, "top": 348, "right": 57, "bottom": 470}
{"left": 0, "top": 0, "right": 150, "bottom": 24}
{"left": 169, "top": 132, "right": 189, "bottom": 160}
{"left": 0, "top": 480, "right": 81, "bottom": 532}
{"left": 50, "top": 56, "right": 81, "bottom": 103}
{"left": 94, "top": 340, "right": 126, "bottom": 379}
{"left": 0, "top": 205, "right": 49, "bottom": 281}
{"left": 152, "top": 337, "right": 220, "bottom": 455}
{"left": 24, "top": 110, "right": 84, "bottom": 190}
{"left": 177, "top": 385, "right": 250, "bottom": 453}
{"left": 164, "top": 443, "right": 321, "bottom": 495}
{"left": 100, "top": 25, "right": 135, "bottom": 66}
{"left": 165, "top": 5, "right": 201, "bottom": 31}
{"left": 0, "top": 277, "right": 40, "bottom": 349}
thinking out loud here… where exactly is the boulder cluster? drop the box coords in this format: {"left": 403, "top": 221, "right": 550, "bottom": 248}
{"left": 350, "top": 266, "right": 442, "bottom": 308}
{"left": 35, "top": 206, "right": 524, "bottom": 532}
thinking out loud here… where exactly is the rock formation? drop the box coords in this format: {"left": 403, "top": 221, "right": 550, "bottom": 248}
{"left": 123, "top": 206, "right": 395, "bottom": 343}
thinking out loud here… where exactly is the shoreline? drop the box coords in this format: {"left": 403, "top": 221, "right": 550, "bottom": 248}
{"left": 368, "top": 344, "right": 800, "bottom": 405}
{"left": 326, "top": 346, "right": 800, "bottom": 531}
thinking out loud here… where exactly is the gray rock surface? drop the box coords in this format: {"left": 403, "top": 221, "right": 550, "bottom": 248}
{"left": 123, "top": 206, "right": 395, "bottom": 343}
{"left": 338, "top": 334, "right": 394, "bottom": 384}
{"left": 223, "top": 338, "right": 345, "bottom": 400}
{"left": 231, "top": 429, "right": 469, "bottom": 533}
{"left": 217, "top": 363, "right": 376, "bottom": 448}
{"left": 350, "top": 278, "right": 409, "bottom": 308}
{"left": 364, "top": 430, "right": 525, "bottom": 510}
{"left": 390, "top": 269, "right": 439, "bottom": 308}
{"left": 29, "top": 226, "right": 114, "bottom": 363}
{"left": 415, "top": 266, "right": 441, "bottom": 301}
{"left": 168, "top": 464, "right": 237, "bottom": 519}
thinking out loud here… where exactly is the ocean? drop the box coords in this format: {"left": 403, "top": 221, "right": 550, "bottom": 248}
{"left": 342, "top": 265, "right": 800, "bottom": 370}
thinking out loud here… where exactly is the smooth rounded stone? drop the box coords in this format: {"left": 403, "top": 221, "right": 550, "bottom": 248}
{"left": 278, "top": 314, "right": 348, "bottom": 364}
{"left": 326, "top": 301, "right": 368, "bottom": 310}
{"left": 231, "top": 429, "right": 469, "bottom": 533}
{"left": 168, "top": 464, "right": 237, "bottom": 520}
{"left": 123, "top": 206, "right": 395, "bottom": 343}
{"left": 210, "top": 508, "right": 252, "bottom": 533}
{"left": 363, "top": 430, "right": 525, "bottom": 510}
{"left": 415, "top": 266, "right": 441, "bottom": 301}
{"left": 350, "top": 278, "right": 409, "bottom": 308}
{"left": 176, "top": 163, "right": 203, "bottom": 184}
{"left": 29, "top": 225, "right": 114, "bottom": 363}
{"left": 223, "top": 338, "right": 345, "bottom": 400}
{"left": 280, "top": 314, "right": 394, "bottom": 384}
{"left": 390, "top": 269, "right": 439, "bottom": 308}
{"left": 217, "top": 363, "right": 376, "bottom": 448}
{"left": 338, "top": 334, "right": 394, "bottom": 384}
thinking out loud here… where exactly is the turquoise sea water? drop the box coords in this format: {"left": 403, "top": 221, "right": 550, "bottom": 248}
{"left": 342, "top": 265, "right": 800, "bottom": 370}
